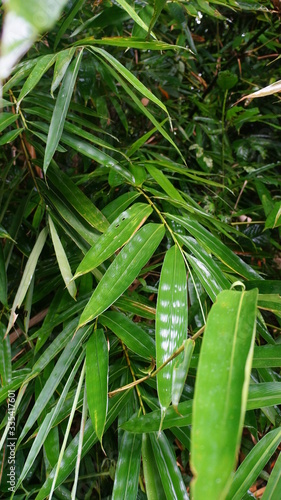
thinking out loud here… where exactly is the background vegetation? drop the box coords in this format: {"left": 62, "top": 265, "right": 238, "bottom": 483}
{"left": 0, "top": 0, "right": 281, "bottom": 498}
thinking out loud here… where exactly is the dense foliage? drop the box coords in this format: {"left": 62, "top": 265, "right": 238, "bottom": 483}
{"left": 0, "top": 0, "right": 281, "bottom": 498}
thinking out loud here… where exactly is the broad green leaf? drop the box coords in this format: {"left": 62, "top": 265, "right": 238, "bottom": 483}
{"left": 179, "top": 234, "right": 230, "bottom": 300}
{"left": 150, "top": 431, "right": 189, "bottom": 500}
{"left": 51, "top": 48, "right": 75, "bottom": 94}
{"left": 47, "top": 164, "right": 108, "bottom": 232}
{"left": 225, "top": 428, "right": 281, "bottom": 500}
{"left": 166, "top": 214, "right": 260, "bottom": 280}
{"left": 156, "top": 245, "right": 187, "bottom": 412}
{"left": 35, "top": 391, "right": 131, "bottom": 500}
{"left": 253, "top": 345, "right": 281, "bottom": 368}
{"left": 78, "top": 223, "right": 165, "bottom": 328}
{"left": 263, "top": 449, "right": 281, "bottom": 500}
{"left": 17, "top": 54, "right": 57, "bottom": 107}
{"left": 77, "top": 37, "right": 177, "bottom": 50}
{"left": 265, "top": 201, "right": 281, "bottom": 229}
{"left": 114, "top": 295, "right": 156, "bottom": 319}
{"left": 142, "top": 433, "right": 166, "bottom": 500}
{"left": 100, "top": 311, "right": 155, "bottom": 360}
{"left": 48, "top": 215, "right": 77, "bottom": 299}
{"left": 191, "top": 287, "right": 258, "bottom": 500}
{"left": 258, "top": 294, "right": 281, "bottom": 318}
{"left": 101, "top": 192, "right": 140, "bottom": 222}
{"left": 122, "top": 383, "right": 281, "bottom": 433}
{"left": 115, "top": 0, "right": 155, "bottom": 38}
{"left": 0, "top": 127, "right": 24, "bottom": 145}
{"left": 112, "top": 431, "right": 142, "bottom": 500}
{"left": 172, "top": 339, "right": 194, "bottom": 409}
{"left": 146, "top": 164, "right": 185, "bottom": 203}
{"left": 0, "top": 113, "right": 19, "bottom": 133}
{"left": 86, "top": 329, "right": 108, "bottom": 444}
{"left": 6, "top": 227, "right": 48, "bottom": 335}
{"left": 43, "top": 50, "right": 83, "bottom": 174}
{"left": 74, "top": 202, "right": 152, "bottom": 278}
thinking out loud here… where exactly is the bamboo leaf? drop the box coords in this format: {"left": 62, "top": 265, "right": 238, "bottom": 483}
{"left": 47, "top": 164, "right": 108, "bottom": 232}
{"left": 0, "top": 244, "right": 7, "bottom": 306}
{"left": 150, "top": 431, "right": 189, "bottom": 500}
{"left": 114, "top": 0, "right": 155, "bottom": 38}
{"left": 156, "top": 245, "right": 187, "bottom": 412}
{"left": 51, "top": 48, "right": 75, "bottom": 94}
{"left": 265, "top": 201, "right": 281, "bottom": 229}
{"left": 225, "top": 428, "right": 281, "bottom": 500}
{"left": 34, "top": 391, "right": 131, "bottom": 500}
{"left": 6, "top": 227, "right": 48, "bottom": 335}
{"left": 78, "top": 223, "right": 165, "bottom": 328}
{"left": 0, "top": 323, "right": 12, "bottom": 385}
{"left": 74, "top": 202, "right": 152, "bottom": 278}
{"left": 263, "top": 450, "right": 281, "bottom": 500}
{"left": 43, "top": 50, "right": 83, "bottom": 174}
{"left": 238, "top": 79, "right": 281, "bottom": 103}
{"left": 86, "top": 329, "right": 108, "bottom": 444}
{"left": 112, "top": 431, "right": 142, "bottom": 500}
{"left": 100, "top": 311, "right": 155, "bottom": 360}
{"left": 0, "top": 113, "right": 19, "bottom": 133}
{"left": 48, "top": 215, "right": 77, "bottom": 299}
{"left": 142, "top": 433, "right": 167, "bottom": 500}
{"left": 172, "top": 339, "right": 194, "bottom": 409}
{"left": 17, "top": 54, "right": 57, "bottom": 107}
{"left": 191, "top": 287, "right": 258, "bottom": 500}
{"left": 0, "top": 127, "right": 24, "bottom": 145}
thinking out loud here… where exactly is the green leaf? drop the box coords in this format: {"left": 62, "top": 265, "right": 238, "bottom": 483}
{"left": 89, "top": 46, "right": 168, "bottom": 114}
{"left": 156, "top": 245, "right": 187, "bottom": 412}
{"left": 253, "top": 345, "right": 281, "bottom": 368}
{"left": 0, "top": 127, "right": 24, "bottom": 145}
{"left": 112, "top": 431, "right": 142, "bottom": 500}
{"left": 51, "top": 48, "right": 75, "bottom": 94}
{"left": 101, "top": 192, "right": 140, "bottom": 222}
{"left": 48, "top": 215, "right": 77, "bottom": 299}
{"left": 35, "top": 391, "right": 131, "bottom": 500}
{"left": 86, "top": 329, "right": 108, "bottom": 444}
{"left": 43, "top": 50, "right": 83, "bottom": 174}
{"left": 78, "top": 223, "right": 165, "bottom": 328}
{"left": 172, "top": 339, "right": 194, "bottom": 409}
{"left": 74, "top": 202, "right": 152, "bottom": 278}
{"left": 148, "top": 0, "right": 167, "bottom": 35}
{"left": 77, "top": 37, "right": 178, "bottom": 50}
{"left": 6, "top": 227, "right": 48, "bottom": 335}
{"left": 225, "top": 428, "right": 281, "bottom": 500}
{"left": 265, "top": 201, "right": 281, "bottom": 229}
{"left": 166, "top": 214, "right": 260, "bottom": 280}
{"left": 146, "top": 164, "right": 185, "bottom": 203}
{"left": 54, "top": 0, "right": 86, "bottom": 49}
{"left": 47, "top": 164, "right": 109, "bottom": 232}
{"left": 142, "top": 433, "right": 166, "bottom": 500}
{"left": 100, "top": 311, "right": 155, "bottom": 360}
{"left": 0, "top": 113, "right": 19, "bottom": 133}
{"left": 263, "top": 449, "right": 281, "bottom": 500}
{"left": 191, "top": 287, "right": 258, "bottom": 500}
{"left": 150, "top": 431, "right": 189, "bottom": 500}
{"left": 114, "top": 0, "right": 155, "bottom": 38}
{"left": 17, "top": 54, "right": 57, "bottom": 106}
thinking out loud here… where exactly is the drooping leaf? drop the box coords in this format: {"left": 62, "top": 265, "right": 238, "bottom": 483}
{"left": 225, "top": 428, "right": 281, "bottom": 500}
{"left": 262, "top": 449, "right": 281, "bottom": 500}
{"left": 17, "top": 54, "right": 57, "bottom": 107}
{"left": 156, "top": 245, "right": 187, "bottom": 412}
{"left": 172, "top": 338, "right": 194, "bottom": 409}
{"left": 112, "top": 431, "right": 142, "bottom": 500}
{"left": 86, "top": 329, "right": 108, "bottom": 444}
{"left": 191, "top": 287, "right": 258, "bottom": 500}
{"left": 51, "top": 48, "right": 75, "bottom": 94}
{"left": 78, "top": 223, "right": 165, "bottom": 328}
{"left": 43, "top": 50, "right": 83, "bottom": 174}
{"left": 74, "top": 203, "right": 152, "bottom": 278}
{"left": 48, "top": 215, "right": 77, "bottom": 299}
{"left": 142, "top": 433, "right": 167, "bottom": 500}
{"left": 150, "top": 431, "right": 189, "bottom": 500}
{"left": 6, "top": 227, "right": 48, "bottom": 335}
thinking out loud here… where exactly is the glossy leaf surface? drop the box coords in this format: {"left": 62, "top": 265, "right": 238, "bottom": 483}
{"left": 191, "top": 288, "right": 258, "bottom": 500}
{"left": 86, "top": 329, "right": 108, "bottom": 444}
{"left": 78, "top": 223, "right": 165, "bottom": 328}
{"left": 112, "top": 431, "right": 142, "bottom": 500}
{"left": 156, "top": 245, "right": 187, "bottom": 412}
